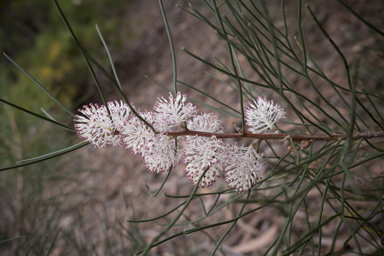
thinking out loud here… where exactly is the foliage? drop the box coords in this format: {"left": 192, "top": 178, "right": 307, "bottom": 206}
{"left": 1, "top": 0, "right": 133, "bottom": 110}
{"left": 0, "top": 0, "right": 137, "bottom": 254}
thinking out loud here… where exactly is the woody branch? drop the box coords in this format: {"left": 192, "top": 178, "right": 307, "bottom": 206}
{"left": 166, "top": 130, "right": 384, "bottom": 141}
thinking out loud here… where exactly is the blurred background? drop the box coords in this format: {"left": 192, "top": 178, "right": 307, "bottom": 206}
{"left": 1, "top": 0, "right": 383, "bottom": 255}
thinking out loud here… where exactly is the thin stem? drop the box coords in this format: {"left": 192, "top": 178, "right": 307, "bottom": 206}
{"left": 158, "top": 0, "right": 178, "bottom": 94}
{"left": 52, "top": 0, "right": 111, "bottom": 117}
{"left": 138, "top": 167, "right": 211, "bottom": 255}
{"left": 95, "top": 25, "right": 157, "bottom": 133}
{"left": 164, "top": 130, "right": 384, "bottom": 141}
{"left": 214, "top": 0, "right": 246, "bottom": 133}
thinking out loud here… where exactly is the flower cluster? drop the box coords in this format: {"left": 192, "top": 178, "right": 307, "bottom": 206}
{"left": 74, "top": 93, "right": 285, "bottom": 193}
{"left": 245, "top": 97, "right": 286, "bottom": 134}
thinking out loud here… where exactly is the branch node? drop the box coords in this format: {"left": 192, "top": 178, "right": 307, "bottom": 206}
{"left": 233, "top": 122, "right": 244, "bottom": 135}
{"left": 301, "top": 139, "right": 314, "bottom": 150}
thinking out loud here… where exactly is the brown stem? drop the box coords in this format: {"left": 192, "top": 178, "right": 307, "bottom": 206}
{"left": 165, "top": 130, "right": 384, "bottom": 141}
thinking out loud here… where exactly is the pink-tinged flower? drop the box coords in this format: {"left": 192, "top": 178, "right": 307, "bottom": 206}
{"left": 224, "top": 143, "right": 267, "bottom": 193}
{"left": 108, "top": 100, "right": 132, "bottom": 129}
{"left": 184, "top": 136, "right": 224, "bottom": 188}
{"left": 187, "top": 112, "right": 224, "bottom": 133}
{"left": 153, "top": 91, "right": 197, "bottom": 131}
{"left": 121, "top": 111, "right": 156, "bottom": 156}
{"left": 121, "top": 110, "right": 179, "bottom": 173}
{"left": 142, "top": 135, "right": 180, "bottom": 174}
{"left": 245, "top": 97, "right": 285, "bottom": 134}
{"left": 74, "top": 102, "right": 130, "bottom": 148}
{"left": 183, "top": 113, "right": 225, "bottom": 187}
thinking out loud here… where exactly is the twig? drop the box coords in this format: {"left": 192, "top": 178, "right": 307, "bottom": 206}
{"left": 165, "top": 130, "right": 384, "bottom": 141}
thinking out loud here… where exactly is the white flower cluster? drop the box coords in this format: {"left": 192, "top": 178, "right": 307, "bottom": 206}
{"left": 74, "top": 93, "right": 285, "bottom": 193}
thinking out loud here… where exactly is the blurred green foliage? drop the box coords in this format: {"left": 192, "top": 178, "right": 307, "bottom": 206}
{"left": 0, "top": 0, "right": 135, "bottom": 253}
{"left": 0, "top": 0, "right": 134, "bottom": 160}
{"left": 1, "top": 0, "right": 133, "bottom": 110}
